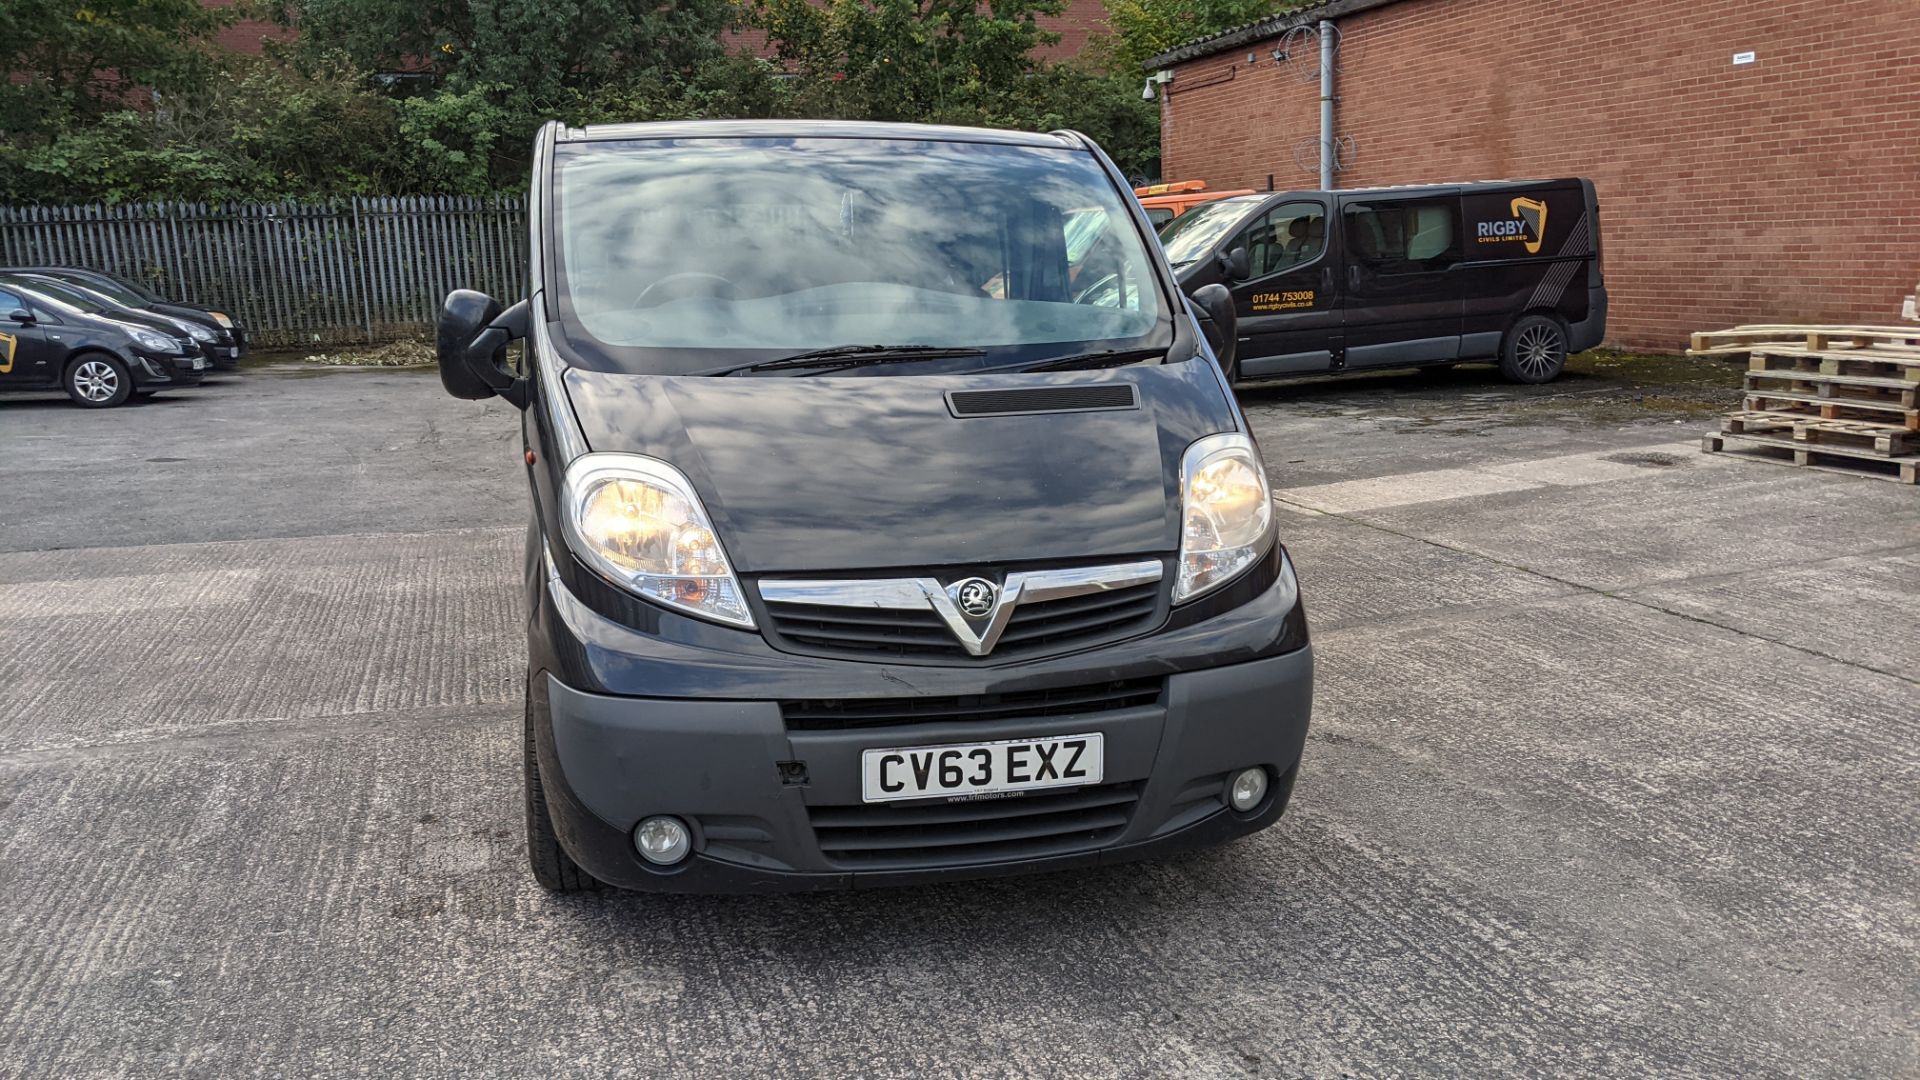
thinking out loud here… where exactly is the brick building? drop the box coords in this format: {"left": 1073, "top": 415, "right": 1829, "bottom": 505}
{"left": 1146, "top": 0, "right": 1920, "bottom": 350}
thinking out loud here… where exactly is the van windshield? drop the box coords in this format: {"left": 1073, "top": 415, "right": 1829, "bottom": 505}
{"left": 551, "top": 137, "right": 1170, "bottom": 375}
{"left": 1158, "top": 196, "right": 1263, "bottom": 268}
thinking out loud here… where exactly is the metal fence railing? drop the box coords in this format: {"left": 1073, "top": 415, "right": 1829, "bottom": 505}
{"left": 0, "top": 197, "right": 529, "bottom": 347}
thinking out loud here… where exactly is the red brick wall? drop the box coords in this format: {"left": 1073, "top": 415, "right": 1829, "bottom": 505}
{"left": 1160, "top": 0, "right": 1920, "bottom": 350}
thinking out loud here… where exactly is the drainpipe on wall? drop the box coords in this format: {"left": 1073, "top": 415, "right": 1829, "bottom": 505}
{"left": 1318, "top": 19, "right": 1336, "bottom": 190}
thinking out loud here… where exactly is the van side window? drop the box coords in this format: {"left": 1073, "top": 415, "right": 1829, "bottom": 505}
{"left": 1344, "top": 199, "right": 1456, "bottom": 272}
{"left": 1238, "top": 202, "right": 1326, "bottom": 278}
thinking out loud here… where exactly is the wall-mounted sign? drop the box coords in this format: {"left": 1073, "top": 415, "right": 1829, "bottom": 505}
{"left": 1733, "top": 51, "right": 1756, "bottom": 65}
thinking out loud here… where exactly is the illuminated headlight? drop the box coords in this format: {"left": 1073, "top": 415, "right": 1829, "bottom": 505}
{"left": 1173, "top": 432, "right": 1274, "bottom": 603}
{"left": 208, "top": 311, "right": 234, "bottom": 329}
{"left": 560, "top": 453, "right": 754, "bottom": 628}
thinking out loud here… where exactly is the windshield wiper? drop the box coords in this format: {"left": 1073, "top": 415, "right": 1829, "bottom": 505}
{"left": 1002, "top": 347, "right": 1165, "bottom": 374}
{"left": 712, "top": 344, "right": 986, "bottom": 377}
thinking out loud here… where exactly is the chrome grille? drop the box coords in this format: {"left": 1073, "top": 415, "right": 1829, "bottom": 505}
{"left": 758, "top": 560, "right": 1165, "bottom": 663}
{"left": 808, "top": 782, "right": 1141, "bottom": 870}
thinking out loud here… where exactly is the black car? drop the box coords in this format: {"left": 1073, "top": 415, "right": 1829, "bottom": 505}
{"left": 434, "top": 119, "right": 1313, "bottom": 893}
{"left": 1161, "top": 179, "right": 1607, "bottom": 384}
{"left": 0, "top": 278, "right": 207, "bottom": 407}
{"left": 0, "top": 266, "right": 247, "bottom": 369}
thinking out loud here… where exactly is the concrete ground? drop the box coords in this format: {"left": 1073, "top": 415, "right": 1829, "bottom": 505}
{"left": 1, "top": 361, "right": 1915, "bottom": 1078}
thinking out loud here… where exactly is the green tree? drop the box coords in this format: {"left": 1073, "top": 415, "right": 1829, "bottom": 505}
{"left": 0, "top": 0, "right": 234, "bottom": 135}
{"left": 1100, "top": 0, "right": 1290, "bottom": 72}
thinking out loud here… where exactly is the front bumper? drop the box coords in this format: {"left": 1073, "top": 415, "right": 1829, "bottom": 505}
{"left": 529, "top": 543, "right": 1313, "bottom": 892}
{"left": 132, "top": 351, "right": 206, "bottom": 386}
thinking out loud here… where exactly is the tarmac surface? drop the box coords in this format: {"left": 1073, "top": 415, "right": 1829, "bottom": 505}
{"left": 1, "top": 363, "right": 1915, "bottom": 1078}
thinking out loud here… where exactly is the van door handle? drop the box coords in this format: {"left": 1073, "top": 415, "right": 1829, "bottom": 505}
{"left": 1347, "top": 265, "right": 1361, "bottom": 289}
{"left": 1323, "top": 266, "right": 1335, "bottom": 294}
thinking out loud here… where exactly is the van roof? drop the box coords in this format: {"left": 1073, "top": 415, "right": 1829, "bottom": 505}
{"left": 560, "top": 119, "right": 1080, "bottom": 149}
{"left": 1319, "top": 178, "right": 1585, "bottom": 197}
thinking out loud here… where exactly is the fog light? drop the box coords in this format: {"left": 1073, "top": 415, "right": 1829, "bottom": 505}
{"left": 1228, "top": 768, "right": 1268, "bottom": 812}
{"left": 633, "top": 815, "right": 691, "bottom": 866}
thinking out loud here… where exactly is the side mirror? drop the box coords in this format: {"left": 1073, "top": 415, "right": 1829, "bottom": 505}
{"left": 437, "top": 289, "right": 530, "bottom": 408}
{"left": 8, "top": 309, "right": 32, "bottom": 325}
{"left": 1190, "top": 283, "right": 1237, "bottom": 375}
{"left": 1218, "top": 247, "right": 1250, "bottom": 281}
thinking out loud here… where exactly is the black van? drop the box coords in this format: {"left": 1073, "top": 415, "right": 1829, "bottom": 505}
{"left": 434, "top": 120, "right": 1313, "bottom": 893}
{"left": 1160, "top": 179, "right": 1606, "bottom": 384}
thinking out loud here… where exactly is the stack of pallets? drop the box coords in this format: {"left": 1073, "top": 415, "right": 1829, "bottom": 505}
{"left": 1693, "top": 326, "right": 1920, "bottom": 484}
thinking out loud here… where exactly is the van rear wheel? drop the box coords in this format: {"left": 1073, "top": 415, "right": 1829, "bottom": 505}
{"left": 1500, "top": 315, "right": 1568, "bottom": 384}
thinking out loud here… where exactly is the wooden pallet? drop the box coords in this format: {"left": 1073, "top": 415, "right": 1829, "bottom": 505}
{"left": 1747, "top": 345, "right": 1920, "bottom": 384}
{"left": 1722, "top": 411, "right": 1918, "bottom": 455}
{"left": 1691, "top": 325, "right": 1920, "bottom": 352}
{"left": 1742, "top": 388, "right": 1920, "bottom": 430}
{"left": 1701, "top": 430, "right": 1920, "bottom": 484}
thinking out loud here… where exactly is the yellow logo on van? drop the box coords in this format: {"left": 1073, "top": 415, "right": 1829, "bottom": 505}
{"left": 1476, "top": 197, "right": 1549, "bottom": 253}
{"left": 0, "top": 331, "right": 15, "bottom": 374}
{"left": 1510, "top": 197, "right": 1548, "bottom": 254}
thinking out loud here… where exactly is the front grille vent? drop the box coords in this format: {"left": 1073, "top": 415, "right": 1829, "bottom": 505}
{"left": 762, "top": 578, "right": 1162, "bottom": 662}
{"left": 780, "top": 676, "right": 1164, "bottom": 731}
{"left": 808, "top": 781, "right": 1142, "bottom": 869}
{"left": 947, "top": 384, "right": 1136, "bottom": 417}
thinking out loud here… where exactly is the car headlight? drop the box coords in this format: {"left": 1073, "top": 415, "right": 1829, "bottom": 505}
{"left": 1174, "top": 432, "right": 1274, "bottom": 603}
{"left": 128, "top": 327, "right": 176, "bottom": 352}
{"left": 560, "top": 453, "right": 754, "bottom": 628}
{"left": 183, "top": 323, "right": 214, "bottom": 342}
{"left": 208, "top": 311, "right": 234, "bottom": 329}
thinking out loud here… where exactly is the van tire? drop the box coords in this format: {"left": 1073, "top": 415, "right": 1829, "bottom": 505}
{"left": 1500, "top": 315, "right": 1568, "bottom": 384}
{"left": 525, "top": 680, "right": 601, "bottom": 893}
{"left": 65, "top": 352, "right": 134, "bottom": 408}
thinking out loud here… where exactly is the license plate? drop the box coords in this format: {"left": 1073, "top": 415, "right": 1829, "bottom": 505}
{"left": 861, "top": 733, "right": 1103, "bottom": 803}
{"left": 221, "top": 347, "right": 239, "bottom": 358}
{"left": 190, "top": 357, "right": 206, "bottom": 370}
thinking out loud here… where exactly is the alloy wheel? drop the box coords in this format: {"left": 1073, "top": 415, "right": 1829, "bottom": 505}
{"left": 1515, "top": 324, "right": 1565, "bottom": 380}
{"left": 74, "top": 360, "right": 120, "bottom": 402}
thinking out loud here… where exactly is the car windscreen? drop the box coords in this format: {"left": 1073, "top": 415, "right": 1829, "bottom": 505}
{"left": 6, "top": 278, "right": 108, "bottom": 314}
{"left": 1158, "top": 197, "right": 1263, "bottom": 267}
{"left": 57, "top": 273, "right": 148, "bottom": 307}
{"left": 550, "top": 137, "right": 1170, "bottom": 375}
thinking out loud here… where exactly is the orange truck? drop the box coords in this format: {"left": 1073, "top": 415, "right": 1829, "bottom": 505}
{"left": 1134, "top": 180, "right": 1257, "bottom": 229}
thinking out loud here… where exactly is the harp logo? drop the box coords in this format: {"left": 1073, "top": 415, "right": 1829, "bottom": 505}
{"left": 0, "top": 331, "right": 14, "bottom": 374}
{"left": 1475, "top": 197, "right": 1548, "bottom": 254}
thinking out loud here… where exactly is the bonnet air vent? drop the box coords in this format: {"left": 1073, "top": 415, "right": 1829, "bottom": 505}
{"left": 946, "top": 385, "right": 1138, "bottom": 418}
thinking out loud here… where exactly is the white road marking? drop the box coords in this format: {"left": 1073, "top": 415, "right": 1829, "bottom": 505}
{"left": 1275, "top": 442, "right": 1702, "bottom": 514}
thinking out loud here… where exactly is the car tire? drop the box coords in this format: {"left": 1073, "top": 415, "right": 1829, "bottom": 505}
{"left": 525, "top": 679, "right": 601, "bottom": 893}
{"left": 65, "top": 353, "right": 135, "bottom": 408}
{"left": 1499, "top": 315, "right": 1569, "bottom": 384}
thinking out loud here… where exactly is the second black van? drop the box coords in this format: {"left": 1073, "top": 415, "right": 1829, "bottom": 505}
{"left": 1160, "top": 178, "right": 1606, "bottom": 385}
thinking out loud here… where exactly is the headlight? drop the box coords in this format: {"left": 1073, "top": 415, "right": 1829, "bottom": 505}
{"left": 208, "top": 311, "right": 234, "bottom": 329}
{"left": 183, "top": 323, "right": 214, "bottom": 342}
{"left": 128, "top": 327, "right": 176, "bottom": 352}
{"left": 1174, "top": 432, "right": 1274, "bottom": 603}
{"left": 560, "top": 453, "right": 754, "bottom": 628}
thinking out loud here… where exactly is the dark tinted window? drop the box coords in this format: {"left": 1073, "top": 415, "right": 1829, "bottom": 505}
{"left": 1344, "top": 199, "right": 1457, "bottom": 271}
{"left": 1237, "top": 201, "right": 1326, "bottom": 278}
